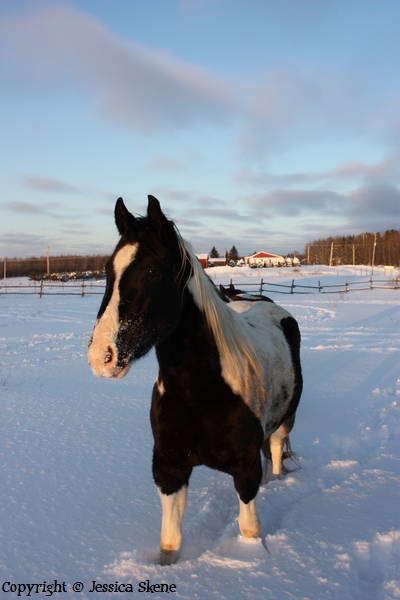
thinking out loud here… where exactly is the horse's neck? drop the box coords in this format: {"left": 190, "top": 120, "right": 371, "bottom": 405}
{"left": 155, "top": 292, "right": 219, "bottom": 372}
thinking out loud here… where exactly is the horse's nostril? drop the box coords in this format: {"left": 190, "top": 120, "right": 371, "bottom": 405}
{"left": 104, "top": 346, "right": 113, "bottom": 364}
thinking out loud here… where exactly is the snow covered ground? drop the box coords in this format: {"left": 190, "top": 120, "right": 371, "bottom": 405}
{"left": 0, "top": 267, "right": 399, "bottom": 599}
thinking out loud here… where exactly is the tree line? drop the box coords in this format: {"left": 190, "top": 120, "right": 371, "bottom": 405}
{"left": 210, "top": 246, "right": 240, "bottom": 262}
{"left": 1, "top": 229, "right": 398, "bottom": 280}
{"left": 306, "top": 230, "right": 399, "bottom": 266}
{"left": 0, "top": 254, "right": 109, "bottom": 279}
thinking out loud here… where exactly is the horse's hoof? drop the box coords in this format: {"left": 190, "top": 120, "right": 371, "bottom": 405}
{"left": 159, "top": 549, "right": 179, "bottom": 566}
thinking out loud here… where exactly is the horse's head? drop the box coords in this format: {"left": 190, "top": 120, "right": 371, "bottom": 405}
{"left": 88, "top": 195, "right": 190, "bottom": 379}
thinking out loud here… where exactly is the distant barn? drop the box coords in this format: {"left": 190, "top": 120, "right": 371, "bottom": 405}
{"left": 196, "top": 254, "right": 209, "bottom": 269}
{"left": 195, "top": 254, "right": 227, "bottom": 269}
{"left": 245, "top": 251, "right": 284, "bottom": 266}
{"left": 245, "top": 252, "right": 300, "bottom": 267}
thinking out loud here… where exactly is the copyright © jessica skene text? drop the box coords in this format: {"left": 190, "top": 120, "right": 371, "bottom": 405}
{"left": 2, "top": 580, "right": 177, "bottom": 596}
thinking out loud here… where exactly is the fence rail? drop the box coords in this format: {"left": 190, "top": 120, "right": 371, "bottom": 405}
{"left": 0, "top": 281, "right": 105, "bottom": 297}
{"left": 238, "top": 277, "right": 399, "bottom": 296}
{"left": 0, "top": 276, "right": 398, "bottom": 298}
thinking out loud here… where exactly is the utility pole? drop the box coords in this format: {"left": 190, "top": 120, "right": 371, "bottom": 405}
{"left": 329, "top": 242, "right": 334, "bottom": 267}
{"left": 307, "top": 245, "right": 310, "bottom": 264}
{"left": 3, "top": 259, "right": 6, "bottom": 281}
{"left": 46, "top": 244, "right": 50, "bottom": 275}
{"left": 371, "top": 233, "right": 377, "bottom": 274}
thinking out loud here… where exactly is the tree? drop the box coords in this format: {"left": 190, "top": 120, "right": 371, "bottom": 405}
{"left": 304, "top": 230, "right": 400, "bottom": 266}
{"left": 209, "top": 246, "right": 220, "bottom": 258}
{"left": 227, "top": 245, "right": 239, "bottom": 263}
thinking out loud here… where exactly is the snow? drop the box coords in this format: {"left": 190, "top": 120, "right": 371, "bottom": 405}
{"left": 0, "top": 267, "right": 399, "bottom": 599}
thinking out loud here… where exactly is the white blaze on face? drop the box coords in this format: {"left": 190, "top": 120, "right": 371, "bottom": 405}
{"left": 88, "top": 243, "right": 138, "bottom": 378}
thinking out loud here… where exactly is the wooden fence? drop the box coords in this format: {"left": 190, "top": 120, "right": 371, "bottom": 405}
{"left": 242, "top": 276, "right": 399, "bottom": 296}
{"left": 0, "top": 276, "right": 398, "bottom": 298}
{"left": 0, "top": 281, "right": 105, "bottom": 297}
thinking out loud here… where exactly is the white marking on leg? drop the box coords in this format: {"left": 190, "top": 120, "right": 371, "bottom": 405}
{"left": 158, "top": 486, "right": 187, "bottom": 553}
{"left": 237, "top": 494, "right": 261, "bottom": 538}
{"left": 88, "top": 243, "right": 138, "bottom": 378}
{"left": 270, "top": 424, "right": 288, "bottom": 476}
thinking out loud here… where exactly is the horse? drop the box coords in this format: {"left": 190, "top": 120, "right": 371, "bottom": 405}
{"left": 88, "top": 196, "right": 302, "bottom": 564}
{"left": 219, "top": 283, "right": 275, "bottom": 303}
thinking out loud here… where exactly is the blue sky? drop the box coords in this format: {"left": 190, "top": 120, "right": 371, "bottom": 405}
{"left": 0, "top": 0, "right": 399, "bottom": 259}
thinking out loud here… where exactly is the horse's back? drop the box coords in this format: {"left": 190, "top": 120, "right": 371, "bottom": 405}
{"left": 228, "top": 299, "right": 301, "bottom": 435}
{"left": 228, "top": 297, "right": 291, "bottom": 321}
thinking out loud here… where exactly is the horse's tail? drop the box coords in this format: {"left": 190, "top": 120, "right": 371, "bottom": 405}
{"left": 262, "top": 433, "right": 299, "bottom": 476}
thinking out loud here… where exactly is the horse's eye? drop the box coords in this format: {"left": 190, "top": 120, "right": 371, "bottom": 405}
{"left": 147, "top": 269, "right": 160, "bottom": 281}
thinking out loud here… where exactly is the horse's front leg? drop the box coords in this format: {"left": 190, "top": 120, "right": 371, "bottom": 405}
{"left": 157, "top": 486, "right": 188, "bottom": 565}
{"left": 233, "top": 455, "right": 262, "bottom": 538}
{"left": 237, "top": 493, "right": 261, "bottom": 538}
{"left": 153, "top": 448, "right": 192, "bottom": 565}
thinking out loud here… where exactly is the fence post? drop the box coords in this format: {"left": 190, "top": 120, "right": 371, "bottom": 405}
{"left": 318, "top": 280, "right": 321, "bottom": 293}
{"left": 259, "top": 278, "right": 264, "bottom": 295}
{"left": 345, "top": 281, "right": 348, "bottom": 293}
{"left": 370, "top": 276, "right": 373, "bottom": 290}
{"left": 82, "top": 280, "right": 85, "bottom": 297}
{"left": 290, "top": 279, "right": 295, "bottom": 294}
{"left": 39, "top": 280, "right": 44, "bottom": 299}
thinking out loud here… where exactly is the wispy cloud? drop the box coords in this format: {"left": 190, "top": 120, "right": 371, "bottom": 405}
{"left": 241, "top": 182, "right": 399, "bottom": 235}
{"left": 23, "top": 176, "right": 79, "bottom": 193}
{"left": 0, "top": 4, "right": 232, "bottom": 133}
{"left": 187, "top": 206, "right": 257, "bottom": 222}
{"left": 1, "top": 2, "right": 397, "bottom": 155}
{"left": 235, "top": 156, "right": 400, "bottom": 188}
{"left": 1, "top": 201, "right": 61, "bottom": 215}
{"left": 144, "top": 156, "right": 185, "bottom": 172}
{"left": 246, "top": 189, "right": 346, "bottom": 217}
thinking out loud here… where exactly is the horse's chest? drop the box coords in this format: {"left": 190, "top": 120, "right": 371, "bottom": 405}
{"left": 150, "top": 380, "right": 263, "bottom": 471}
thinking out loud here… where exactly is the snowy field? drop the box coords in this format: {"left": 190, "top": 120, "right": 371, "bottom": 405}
{"left": 0, "top": 267, "right": 399, "bottom": 599}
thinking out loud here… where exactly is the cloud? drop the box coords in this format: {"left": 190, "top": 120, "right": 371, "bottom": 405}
{"left": 23, "top": 176, "right": 79, "bottom": 193}
{"left": 346, "top": 183, "right": 400, "bottom": 231}
{"left": 0, "top": 2, "right": 397, "bottom": 159}
{"left": 237, "top": 182, "right": 399, "bottom": 242}
{"left": 0, "top": 229, "right": 115, "bottom": 259}
{"left": 195, "top": 195, "right": 227, "bottom": 208}
{"left": 0, "top": 231, "right": 50, "bottom": 258}
{"left": 187, "top": 206, "right": 257, "bottom": 223}
{"left": 144, "top": 156, "right": 185, "bottom": 172}
{"left": 0, "top": 4, "right": 232, "bottom": 133}
{"left": 235, "top": 65, "right": 400, "bottom": 158}
{"left": 235, "top": 156, "right": 400, "bottom": 189}
{"left": 1, "top": 201, "right": 61, "bottom": 215}
{"left": 96, "top": 208, "right": 114, "bottom": 216}
{"left": 246, "top": 189, "right": 346, "bottom": 217}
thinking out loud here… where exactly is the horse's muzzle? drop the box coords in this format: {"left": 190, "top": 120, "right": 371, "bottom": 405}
{"left": 88, "top": 339, "right": 128, "bottom": 379}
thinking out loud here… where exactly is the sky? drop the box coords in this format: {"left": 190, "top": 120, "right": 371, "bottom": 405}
{"left": 0, "top": 0, "right": 399, "bottom": 260}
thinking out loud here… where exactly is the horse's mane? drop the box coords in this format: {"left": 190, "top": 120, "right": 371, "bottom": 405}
{"left": 176, "top": 234, "right": 266, "bottom": 414}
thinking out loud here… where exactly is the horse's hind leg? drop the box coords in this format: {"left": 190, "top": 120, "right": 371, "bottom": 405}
{"left": 268, "top": 414, "right": 296, "bottom": 477}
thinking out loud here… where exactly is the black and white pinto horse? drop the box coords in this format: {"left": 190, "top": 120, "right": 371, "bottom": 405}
{"left": 88, "top": 196, "right": 302, "bottom": 564}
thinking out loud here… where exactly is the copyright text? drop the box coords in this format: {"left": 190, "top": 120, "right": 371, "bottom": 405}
{"left": 2, "top": 579, "right": 177, "bottom": 595}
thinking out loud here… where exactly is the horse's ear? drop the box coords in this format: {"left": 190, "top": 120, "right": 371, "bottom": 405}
{"left": 115, "top": 197, "right": 136, "bottom": 235}
{"left": 147, "top": 195, "right": 175, "bottom": 242}
{"left": 147, "top": 195, "right": 164, "bottom": 224}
